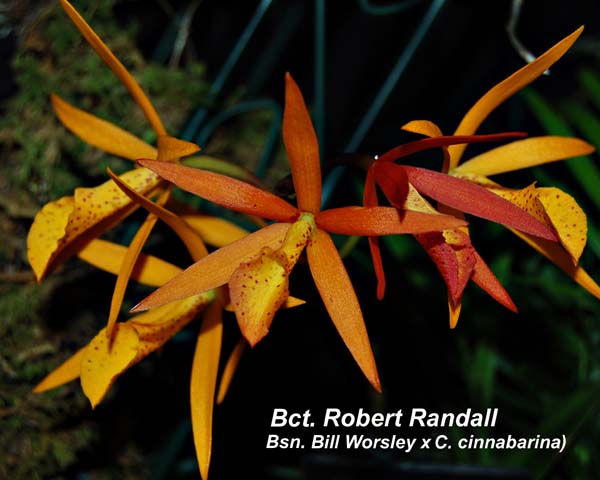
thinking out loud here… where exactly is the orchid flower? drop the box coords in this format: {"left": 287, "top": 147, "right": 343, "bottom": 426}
{"left": 132, "top": 73, "right": 468, "bottom": 393}
{"left": 26, "top": 0, "right": 247, "bottom": 340}
{"left": 367, "top": 26, "right": 598, "bottom": 327}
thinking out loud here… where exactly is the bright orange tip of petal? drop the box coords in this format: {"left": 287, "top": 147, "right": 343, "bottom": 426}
{"left": 283, "top": 73, "right": 322, "bottom": 213}
{"left": 157, "top": 135, "right": 201, "bottom": 162}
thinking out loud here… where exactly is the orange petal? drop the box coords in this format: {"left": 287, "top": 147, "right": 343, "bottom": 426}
{"left": 511, "top": 229, "right": 600, "bottom": 300}
{"left": 132, "top": 223, "right": 291, "bottom": 311}
{"left": 27, "top": 168, "right": 161, "bottom": 281}
{"left": 454, "top": 136, "right": 595, "bottom": 176}
{"left": 181, "top": 214, "right": 248, "bottom": 247}
{"left": 157, "top": 135, "right": 201, "bottom": 162}
{"left": 78, "top": 238, "right": 183, "bottom": 287}
{"left": 32, "top": 347, "right": 86, "bottom": 393}
{"left": 283, "top": 73, "right": 321, "bottom": 213}
{"left": 363, "top": 169, "right": 386, "bottom": 300}
{"left": 190, "top": 300, "right": 223, "bottom": 480}
{"left": 139, "top": 159, "right": 299, "bottom": 222}
{"left": 401, "top": 120, "right": 444, "bottom": 137}
{"left": 108, "top": 169, "right": 208, "bottom": 261}
{"left": 307, "top": 229, "right": 381, "bottom": 392}
{"left": 448, "top": 296, "right": 462, "bottom": 329}
{"left": 316, "top": 206, "right": 467, "bottom": 235}
{"left": 450, "top": 27, "right": 584, "bottom": 166}
{"left": 51, "top": 94, "right": 158, "bottom": 160}
{"left": 106, "top": 188, "right": 170, "bottom": 338}
{"left": 59, "top": 0, "right": 166, "bottom": 135}
{"left": 216, "top": 339, "right": 246, "bottom": 405}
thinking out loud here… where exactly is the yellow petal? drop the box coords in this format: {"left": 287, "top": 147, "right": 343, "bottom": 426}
{"left": 81, "top": 323, "right": 140, "bottom": 408}
{"left": 229, "top": 247, "right": 290, "bottom": 347}
{"left": 216, "top": 339, "right": 246, "bottom": 405}
{"left": 454, "top": 136, "right": 595, "bottom": 176}
{"left": 60, "top": 0, "right": 166, "bottom": 135}
{"left": 448, "top": 295, "right": 462, "bottom": 329}
{"left": 32, "top": 347, "right": 86, "bottom": 393}
{"left": 78, "top": 239, "right": 183, "bottom": 287}
{"left": 401, "top": 120, "right": 444, "bottom": 137}
{"left": 537, "top": 187, "right": 587, "bottom": 263}
{"left": 181, "top": 214, "right": 248, "bottom": 248}
{"left": 27, "top": 168, "right": 161, "bottom": 280}
{"left": 51, "top": 94, "right": 157, "bottom": 160}
{"left": 191, "top": 300, "right": 223, "bottom": 480}
{"left": 450, "top": 27, "right": 584, "bottom": 167}
{"left": 157, "top": 135, "right": 201, "bottom": 162}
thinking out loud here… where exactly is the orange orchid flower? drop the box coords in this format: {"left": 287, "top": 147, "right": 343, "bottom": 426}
{"left": 367, "top": 26, "right": 598, "bottom": 327}
{"left": 132, "top": 73, "right": 469, "bottom": 393}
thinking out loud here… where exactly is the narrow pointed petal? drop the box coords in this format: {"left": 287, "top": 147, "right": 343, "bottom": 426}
{"left": 51, "top": 94, "right": 158, "bottom": 160}
{"left": 157, "top": 135, "right": 201, "bottom": 162}
{"left": 190, "top": 300, "right": 223, "bottom": 480}
{"left": 450, "top": 27, "right": 584, "bottom": 166}
{"left": 216, "top": 339, "right": 246, "bottom": 405}
{"left": 511, "top": 229, "right": 600, "bottom": 300}
{"left": 317, "top": 206, "right": 467, "bottom": 236}
{"left": 108, "top": 169, "right": 208, "bottom": 261}
{"left": 59, "top": 0, "right": 166, "bottom": 135}
{"left": 78, "top": 239, "right": 182, "bottom": 287}
{"left": 377, "top": 132, "right": 526, "bottom": 164}
{"left": 106, "top": 189, "right": 170, "bottom": 338}
{"left": 33, "top": 347, "right": 86, "bottom": 393}
{"left": 27, "top": 168, "right": 160, "bottom": 280}
{"left": 132, "top": 223, "right": 291, "bottom": 311}
{"left": 283, "top": 73, "right": 321, "bottom": 213}
{"left": 139, "top": 159, "right": 298, "bottom": 222}
{"left": 363, "top": 169, "right": 386, "bottom": 300}
{"left": 181, "top": 215, "right": 248, "bottom": 247}
{"left": 307, "top": 230, "right": 381, "bottom": 392}
{"left": 471, "top": 252, "right": 518, "bottom": 312}
{"left": 454, "top": 136, "right": 595, "bottom": 176}
{"left": 448, "top": 296, "right": 462, "bottom": 329}
{"left": 385, "top": 164, "right": 558, "bottom": 240}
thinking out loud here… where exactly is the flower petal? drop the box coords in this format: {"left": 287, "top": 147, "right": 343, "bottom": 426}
{"left": 511, "top": 229, "right": 600, "bottom": 300}
{"left": 470, "top": 251, "right": 517, "bottom": 312}
{"left": 132, "top": 223, "right": 291, "bottom": 311}
{"left": 229, "top": 247, "right": 289, "bottom": 347}
{"left": 78, "top": 239, "right": 182, "bottom": 287}
{"left": 60, "top": 0, "right": 166, "bottom": 135}
{"left": 80, "top": 294, "right": 210, "bottom": 408}
{"left": 181, "top": 214, "right": 248, "bottom": 247}
{"left": 283, "top": 73, "right": 321, "bottom": 213}
{"left": 32, "top": 347, "right": 86, "bottom": 393}
{"left": 363, "top": 169, "right": 386, "bottom": 300}
{"left": 307, "top": 229, "right": 381, "bottom": 392}
{"left": 216, "top": 339, "right": 246, "bottom": 405}
{"left": 51, "top": 94, "right": 157, "bottom": 160}
{"left": 317, "top": 206, "right": 467, "bottom": 235}
{"left": 157, "top": 135, "right": 201, "bottom": 162}
{"left": 401, "top": 120, "right": 444, "bottom": 137}
{"left": 449, "top": 27, "right": 584, "bottom": 166}
{"left": 390, "top": 164, "right": 559, "bottom": 240}
{"left": 139, "top": 159, "right": 298, "bottom": 222}
{"left": 448, "top": 296, "right": 463, "bottom": 329}
{"left": 108, "top": 169, "right": 208, "bottom": 261}
{"left": 190, "top": 300, "right": 223, "bottom": 480}
{"left": 27, "top": 168, "right": 161, "bottom": 281}
{"left": 454, "top": 136, "right": 595, "bottom": 176}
